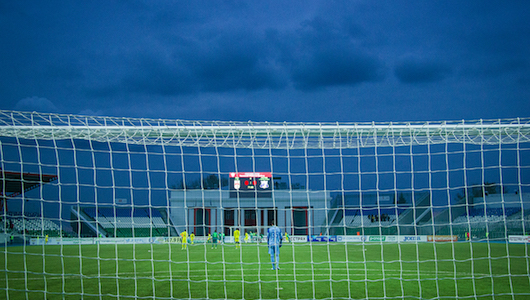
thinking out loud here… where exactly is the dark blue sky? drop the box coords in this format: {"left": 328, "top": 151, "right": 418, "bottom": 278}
{"left": 1, "top": 1, "right": 529, "bottom": 122}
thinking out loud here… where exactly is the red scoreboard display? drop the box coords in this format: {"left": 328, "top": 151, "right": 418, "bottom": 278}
{"left": 229, "top": 172, "right": 272, "bottom": 198}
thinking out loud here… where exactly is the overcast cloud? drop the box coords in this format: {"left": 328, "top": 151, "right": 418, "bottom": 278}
{"left": 1, "top": 1, "right": 529, "bottom": 122}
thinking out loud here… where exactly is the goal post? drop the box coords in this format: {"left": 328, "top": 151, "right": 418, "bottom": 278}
{"left": 1, "top": 110, "right": 530, "bottom": 299}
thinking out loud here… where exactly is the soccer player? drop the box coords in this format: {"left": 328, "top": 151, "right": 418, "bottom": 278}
{"left": 285, "top": 232, "right": 290, "bottom": 243}
{"left": 190, "top": 232, "right": 195, "bottom": 245}
{"left": 180, "top": 230, "right": 188, "bottom": 250}
{"left": 212, "top": 230, "right": 219, "bottom": 249}
{"left": 234, "top": 228, "right": 241, "bottom": 249}
{"left": 267, "top": 220, "right": 282, "bottom": 270}
{"left": 45, "top": 234, "right": 49, "bottom": 244}
{"left": 244, "top": 232, "right": 249, "bottom": 243}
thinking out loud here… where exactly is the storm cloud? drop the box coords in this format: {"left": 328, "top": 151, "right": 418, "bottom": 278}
{"left": 0, "top": 1, "right": 529, "bottom": 122}
{"left": 394, "top": 60, "right": 452, "bottom": 84}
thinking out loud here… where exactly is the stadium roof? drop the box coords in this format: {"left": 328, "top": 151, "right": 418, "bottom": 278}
{"left": 1, "top": 170, "right": 57, "bottom": 198}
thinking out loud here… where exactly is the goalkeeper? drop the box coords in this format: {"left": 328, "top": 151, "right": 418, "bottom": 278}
{"left": 267, "top": 220, "right": 282, "bottom": 270}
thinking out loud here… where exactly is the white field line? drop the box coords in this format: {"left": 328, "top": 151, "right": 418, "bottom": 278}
{"left": 0, "top": 267, "right": 498, "bottom": 282}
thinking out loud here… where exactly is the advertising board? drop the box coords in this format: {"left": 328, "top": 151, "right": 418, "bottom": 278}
{"left": 310, "top": 235, "right": 337, "bottom": 242}
{"left": 154, "top": 237, "right": 180, "bottom": 244}
{"left": 385, "top": 235, "right": 398, "bottom": 242}
{"left": 30, "top": 238, "right": 95, "bottom": 245}
{"left": 27, "top": 235, "right": 439, "bottom": 246}
{"left": 427, "top": 235, "right": 458, "bottom": 242}
{"left": 368, "top": 236, "right": 386, "bottom": 242}
{"left": 336, "top": 235, "right": 365, "bottom": 242}
{"left": 399, "top": 235, "right": 428, "bottom": 242}
{"left": 289, "top": 235, "right": 308, "bottom": 243}
{"left": 509, "top": 235, "right": 530, "bottom": 243}
{"left": 335, "top": 235, "right": 427, "bottom": 243}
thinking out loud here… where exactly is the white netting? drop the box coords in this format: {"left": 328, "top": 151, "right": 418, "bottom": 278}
{"left": 1, "top": 110, "right": 529, "bottom": 299}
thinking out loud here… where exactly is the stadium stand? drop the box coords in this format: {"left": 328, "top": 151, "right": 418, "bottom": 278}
{"left": 71, "top": 206, "right": 178, "bottom": 238}
{"left": 338, "top": 209, "right": 398, "bottom": 227}
{"left": 3, "top": 212, "right": 62, "bottom": 237}
{"left": 431, "top": 206, "right": 526, "bottom": 240}
{"left": 327, "top": 192, "right": 428, "bottom": 236}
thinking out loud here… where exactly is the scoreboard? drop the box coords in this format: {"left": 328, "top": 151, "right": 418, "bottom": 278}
{"left": 229, "top": 172, "right": 272, "bottom": 198}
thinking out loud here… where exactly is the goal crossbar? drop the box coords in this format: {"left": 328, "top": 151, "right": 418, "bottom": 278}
{"left": 0, "top": 111, "right": 529, "bottom": 148}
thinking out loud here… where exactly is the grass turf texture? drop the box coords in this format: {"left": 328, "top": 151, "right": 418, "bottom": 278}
{"left": 1, "top": 242, "right": 529, "bottom": 299}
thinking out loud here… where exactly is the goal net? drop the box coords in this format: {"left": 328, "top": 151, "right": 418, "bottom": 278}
{"left": 1, "top": 110, "right": 529, "bottom": 299}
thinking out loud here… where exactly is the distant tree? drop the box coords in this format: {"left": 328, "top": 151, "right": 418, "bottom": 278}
{"left": 483, "top": 182, "right": 499, "bottom": 195}
{"left": 471, "top": 182, "right": 501, "bottom": 198}
{"left": 471, "top": 185, "right": 483, "bottom": 198}
{"left": 502, "top": 185, "right": 509, "bottom": 194}
{"left": 173, "top": 174, "right": 228, "bottom": 190}
{"left": 455, "top": 187, "right": 474, "bottom": 204}
{"left": 170, "top": 179, "right": 186, "bottom": 189}
{"left": 455, "top": 189, "right": 466, "bottom": 201}
{"left": 202, "top": 174, "right": 228, "bottom": 189}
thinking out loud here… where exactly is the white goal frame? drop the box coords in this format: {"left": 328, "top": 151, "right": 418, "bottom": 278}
{"left": 1, "top": 111, "right": 528, "bottom": 148}
{"left": 1, "top": 110, "right": 530, "bottom": 300}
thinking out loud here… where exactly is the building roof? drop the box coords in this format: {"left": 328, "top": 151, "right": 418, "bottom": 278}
{"left": 1, "top": 169, "right": 58, "bottom": 198}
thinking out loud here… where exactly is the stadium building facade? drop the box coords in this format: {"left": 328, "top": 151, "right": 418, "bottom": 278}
{"left": 169, "top": 184, "right": 331, "bottom": 237}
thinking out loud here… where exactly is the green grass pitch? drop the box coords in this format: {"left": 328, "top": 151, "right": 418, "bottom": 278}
{"left": 1, "top": 242, "right": 529, "bottom": 299}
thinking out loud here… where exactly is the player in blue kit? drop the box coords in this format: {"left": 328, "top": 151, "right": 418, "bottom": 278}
{"left": 267, "top": 220, "right": 282, "bottom": 270}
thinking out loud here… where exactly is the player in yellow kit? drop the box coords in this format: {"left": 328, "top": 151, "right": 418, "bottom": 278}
{"left": 244, "top": 232, "right": 249, "bottom": 243}
{"left": 180, "top": 230, "right": 188, "bottom": 250}
{"left": 190, "top": 232, "right": 195, "bottom": 245}
{"left": 234, "top": 228, "right": 241, "bottom": 249}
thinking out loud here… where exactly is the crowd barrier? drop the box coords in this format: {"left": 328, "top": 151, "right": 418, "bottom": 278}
{"left": 28, "top": 235, "right": 499, "bottom": 246}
